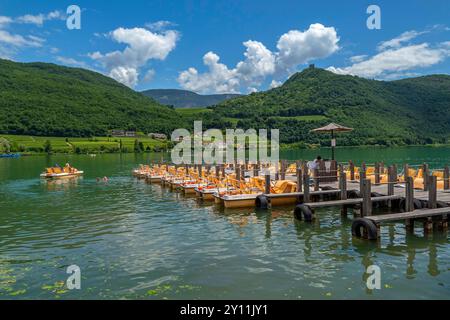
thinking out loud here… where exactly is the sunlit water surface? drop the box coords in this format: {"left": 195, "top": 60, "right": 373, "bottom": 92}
{"left": 0, "top": 147, "right": 449, "bottom": 299}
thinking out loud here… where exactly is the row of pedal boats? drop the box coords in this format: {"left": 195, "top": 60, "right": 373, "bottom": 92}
{"left": 133, "top": 164, "right": 308, "bottom": 208}
{"left": 133, "top": 163, "right": 450, "bottom": 208}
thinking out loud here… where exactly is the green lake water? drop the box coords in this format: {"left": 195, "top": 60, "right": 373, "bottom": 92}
{"left": 0, "top": 147, "right": 449, "bottom": 299}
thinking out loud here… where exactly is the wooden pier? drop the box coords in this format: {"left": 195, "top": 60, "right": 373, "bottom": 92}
{"left": 135, "top": 160, "right": 450, "bottom": 241}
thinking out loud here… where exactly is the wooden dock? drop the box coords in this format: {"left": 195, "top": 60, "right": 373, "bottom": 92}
{"left": 137, "top": 160, "right": 450, "bottom": 241}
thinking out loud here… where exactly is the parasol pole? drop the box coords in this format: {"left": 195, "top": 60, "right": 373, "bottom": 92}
{"left": 331, "top": 130, "right": 335, "bottom": 160}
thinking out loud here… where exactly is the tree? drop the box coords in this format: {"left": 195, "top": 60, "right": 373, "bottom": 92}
{"left": 44, "top": 140, "right": 52, "bottom": 154}
{"left": 134, "top": 139, "right": 142, "bottom": 153}
{"left": 0, "top": 138, "right": 10, "bottom": 153}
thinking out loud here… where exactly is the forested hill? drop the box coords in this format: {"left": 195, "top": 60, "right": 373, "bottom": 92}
{"left": 1, "top": 58, "right": 449, "bottom": 147}
{"left": 142, "top": 89, "right": 241, "bottom": 108}
{"left": 0, "top": 59, "right": 184, "bottom": 137}
{"left": 211, "top": 66, "right": 450, "bottom": 146}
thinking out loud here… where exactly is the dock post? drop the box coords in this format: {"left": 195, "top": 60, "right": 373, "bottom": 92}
{"left": 221, "top": 165, "right": 225, "bottom": 178}
{"left": 303, "top": 174, "right": 310, "bottom": 203}
{"left": 215, "top": 166, "right": 220, "bottom": 178}
{"left": 339, "top": 170, "right": 347, "bottom": 200}
{"left": 428, "top": 175, "right": 437, "bottom": 209}
{"left": 361, "top": 178, "right": 372, "bottom": 217}
{"left": 404, "top": 163, "right": 409, "bottom": 180}
{"left": 405, "top": 176, "right": 415, "bottom": 232}
{"left": 281, "top": 160, "right": 286, "bottom": 180}
{"left": 265, "top": 174, "right": 271, "bottom": 195}
{"left": 423, "top": 163, "right": 429, "bottom": 191}
{"left": 313, "top": 168, "right": 320, "bottom": 191}
{"left": 236, "top": 166, "right": 241, "bottom": 182}
{"left": 375, "top": 162, "right": 380, "bottom": 185}
{"left": 444, "top": 165, "right": 449, "bottom": 190}
{"left": 387, "top": 166, "right": 395, "bottom": 196}
{"left": 361, "top": 162, "right": 367, "bottom": 179}
{"left": 296, "top": 168, "right": 303, "bottom": 193}
{"left": 253, "top": 165, "right": 259, "bottom": 177}
{"left": 349, "top": 161, "right": 355, "bottom": 181}
{"left": 359, "top": 162, "right": 366, "bottom": 192}
{"left": 405, "top": 176, "right": 414, "bottom": 212}
{"left": 424, "top": 217, "right": 433, "bottom": 234}
{"left": 339, "top": 166, "right": 347, "bottom": 217}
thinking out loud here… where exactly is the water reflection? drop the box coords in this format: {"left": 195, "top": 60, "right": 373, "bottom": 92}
{"left": 42, "top": 176, "right": 81, "bottom": 191}
{"left": 0, "top": 153, "right": 449, "bottom": 299}
{"left": 205, "top": 196, "right": 448, "bottom": 292}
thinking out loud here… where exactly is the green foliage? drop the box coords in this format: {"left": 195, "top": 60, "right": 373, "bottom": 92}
{"left": 43, "top": 140, "right": 52, "bottom": 153}
{"left": 202, "top": 67, "right": 450, "bottom": 146}
{"left": 0, "top": 59, "right": 186, "bottom": 137}
{"left": 0, "top": 134, "right": 168, "bottom": 154}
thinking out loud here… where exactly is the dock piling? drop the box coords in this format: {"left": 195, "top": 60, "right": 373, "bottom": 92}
{"left": 405, "top": 176, "right": 414, "bottom": 212}
{"left": 444, "top": 165, "right": 449, "bottom": 190}
{"left": 349, "top": 161, "right": 355, "bottom": 181}
{"left": 265, "top": 174, "right": 271, "bottom": 195}
{"left": 361, "top": 178, "right": 372, "bottom": 217}
{"left": 375, "top": 162, "right": 380, "bottom": 185}
{"left": 428, "top": 175, "right": 437, "bottom": 209}
{"left": 296, "top": 168, "right": 303, "bottom": 193}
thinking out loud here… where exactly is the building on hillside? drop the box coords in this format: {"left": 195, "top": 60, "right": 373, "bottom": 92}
{"left": 111, "top": 130, "right": 137, "bottom": 137}
{"left": 148, "top": 133, "right": 168, "bottom": 140}
{"left": 111, "top": 130, "right": 125, "bottom": 137}
{"left": 125, "top": 131, "right": 137, "bottom": 137}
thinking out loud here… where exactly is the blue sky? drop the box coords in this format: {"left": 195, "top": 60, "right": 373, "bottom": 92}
{"left": 0, "top": 0, "right": 449, "bottom": 93}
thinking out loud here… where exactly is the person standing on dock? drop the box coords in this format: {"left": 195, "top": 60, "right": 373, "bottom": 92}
{"left": 307, "top": 156, "right": 322, "bottom": 180}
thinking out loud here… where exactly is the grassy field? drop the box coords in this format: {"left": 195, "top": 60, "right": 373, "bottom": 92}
{"left": 0, "top": 135, "right": 168, "bottom": 154}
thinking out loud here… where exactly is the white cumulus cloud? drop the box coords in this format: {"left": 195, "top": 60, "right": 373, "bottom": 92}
{"left": 0, "top": 30, "right": 44, "bottom": 47}
{"left": 89, "top": 27, "right": 179, "bottom": 87}
{"left": 377, "top": 30, "right": 426, "bottom": 51}
{"left": 178, "top": 23, "right": 339, "bottom": 93}
{"left": 16, "top": 10, "right": 64, "bottom": 26}
{"left": 275, "top": 23, "right": 339, "bottom": 74}
{"left": 56, "top": 56, "right": 88, "bottom": 68}
{"left": 328, "top": 28, "right": 450, "bottom": 80}
{"left": 328, "top": 29, "right": 450, "bottom": 80}
{"left": 178, "top": 52, "right": 240, "bottom": 93}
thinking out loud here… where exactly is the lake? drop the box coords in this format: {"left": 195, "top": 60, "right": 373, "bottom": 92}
{"left": 0, "top": 147, "right": 449, "bottom": 299}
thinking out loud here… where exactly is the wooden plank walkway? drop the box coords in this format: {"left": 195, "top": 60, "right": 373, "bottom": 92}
{"left": 335, "top": 181, "right": 450, "bottom": 204}
{"left": 265, "top": 189, "right": 345, "bottom": 199}
{"left": 367, "top": 207, "right": 450, "bottom": 223}
{"left": 305, "top": 195, "right": 401, "bottom": 209}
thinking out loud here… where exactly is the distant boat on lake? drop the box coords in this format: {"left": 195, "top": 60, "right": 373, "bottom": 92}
{"left": 0, "top": 153, "right": 21, "bottom": 158}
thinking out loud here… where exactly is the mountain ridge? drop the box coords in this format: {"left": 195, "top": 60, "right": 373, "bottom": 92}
{"left": 141, "top": 88, "right": 241, "bottom": 108}
{"left": 0, "top": 59, "right": 184, "bottom": 137}
{"left": 209, "top": 66, "right": 450, "bottom": 146}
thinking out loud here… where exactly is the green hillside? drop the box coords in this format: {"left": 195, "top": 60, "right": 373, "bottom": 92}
{"left": 210, "top": 66, "right": 450, "bottom": 146}
{"left": 0, "top": 59, "right": 184, "bottom": 137}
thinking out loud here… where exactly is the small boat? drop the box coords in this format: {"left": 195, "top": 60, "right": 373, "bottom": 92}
{"left": 0, "top": 153, "right": 21, "bottom": 158}
{"left": 40, "top": 166, "right": 83, "bottom": 179}
{"left": 145, "top": 174, "right": 163, "bottom": 183}
{"left": 221, "top": 193, "right": 261, "bottom": 208}
{"left": 181, "top": 183, "right": 208, "bottom": 194}
{"left": 196, "top": 187, "right": 229, "bottom": 201}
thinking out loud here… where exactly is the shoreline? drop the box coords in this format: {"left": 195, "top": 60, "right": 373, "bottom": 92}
{"left": 2, "top": 143, "right": 450, "bottom": 157}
